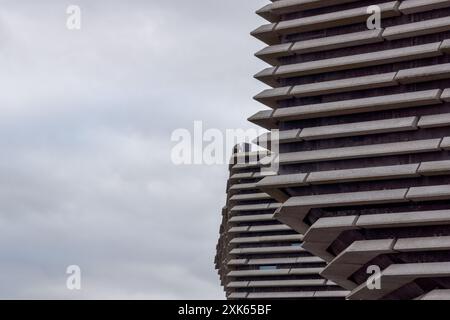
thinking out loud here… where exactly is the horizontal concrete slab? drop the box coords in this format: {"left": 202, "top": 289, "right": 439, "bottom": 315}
{"left": 395, "top": 236, "right": 450, "bottom": 252}
{"left": 283, "top": 188, "right": 408, "bottom": 210}
{"left": 247, "top": 224, "right": 291, "bottom": 233}
{"left": 256, "top": 29, "right": 383, "bottom": 65}
{"left": 356, "top": 210, "right": 450, "bottom": 229}
{"left": 258, "top": 42, "right": 442, "bottom": 84}
{"left": 230, "top": 246, "right": 305, "bottom": 255}
{"left": 399, "top": 0, "right": 450, "bottom": 14}
{"left": 417, "top": 289, "right": 450, "bottom": 300}
{"left": 419, "top": 160, "right": 450, "bottom": 176}
{"left": 419, "top": 113, "right": 450, "bottom": 128}
{"left": 307, "top": 163, "right": 420, "bottom": 184}
{"left": 300, "top": 117, "right": 418, "bottom": 140}
{"left": 229, "top": 193, "right": 271, "bottom": 201}
{"left": 384, "top": 16, "right": 450, "bottom": 40}
{"left": 397, "top": 63, "right": 450, "bottom": 84}
{"left": 279, "top": 138, "right": 442, "bottom": 165}
{"left": 229, "top": 214, "right": 274, "bottom": 223}
{"left": 290, "top": 72, "right": 398, "bottom": 98}
{"left": 247, "top": 279, "right": 327, "bottom": 288}
{"left": 407, "top": 185, "right": 450, "bottom": 201}
{"left": 291, "top": 29, "right": 383, "bottom": 55}
{"left": 441, "top": 137, "right": 450, "bottom": 149}
{"left": 273, "top": 89, "right": 442, "bottom": 121}
{"left": 230, "top": 234, "right": 303, "bottom": 244}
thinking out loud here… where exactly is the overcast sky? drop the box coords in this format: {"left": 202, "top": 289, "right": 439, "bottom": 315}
{"left": 0, "top": 0, "right": 268, "bottom": 299}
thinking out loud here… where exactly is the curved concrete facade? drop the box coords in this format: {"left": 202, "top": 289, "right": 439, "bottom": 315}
{"left": 240, "top": 0, "right": 450, "bottom": 300}
{"left": 215, "top": 145, "right": 348, "bottom": 299}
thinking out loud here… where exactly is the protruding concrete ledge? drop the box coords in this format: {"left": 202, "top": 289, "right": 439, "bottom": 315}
{"left": 232, "top": 224, "right": 287, "bottom": 233}
{"left": 245, "top": 290, "right": 350, "bottom": 299}
{"left": 231, "top": 161, "right": 261, "bottom": 171}
{"left": 406, "top": 185, "right": 450, "bottom": 201}
{"left": 228, "top": 269, "right": 290, "bottom": 277}
{"left": 441, "top": 137, "right": 450, "bottom": 149}
{"left": 321, "top": 239, "right": 396, "bottom": 290}
{"left": 276, "top": 189, "right": 409, "bottom": 234}
{"left": 256, "top": 29, "right": 383, "bottom": 65}
{"left": 229, "top": 214, "right": 274, "bottom": 223}
{"left": 416, "top": 289, "right": 450, "bottom": 300}
{"left": 442, "top": 88, "right": 450, "bottom": 101}
{"left": 247, "top": 291, "right": 314, "bottom": 299}
{"left": 289, "top": 267, "right": 324, "bottom": 275}
{"left": 384, "top": 16, "right": 450, "bottom": 40}
{"left": 290, "top": 28, "right": 382, "bottom": 55}
{"left": 256, "top": 43, "right": 293, "bottom": 65}
{"left": 229, "top": 193, "right": 272, "bottom": 202}
{"left": 313, "top": 290, "right": 349, "bottom": 298}
{"left": 255, "top": 117, "right": 421, "bottom": 146}
{"left": 251, "top": 24, "right": 278, "bottom": 45}
{"left": 247, "top": 224, "right": 290, "bottom": 232}
{"left": 356, "top": 210, "right": 450, "bottom": 229}
{"left": 257, "top": 173, "right": 308, "bottom": 202}
{"left": 308, "top": 163, "right": 420, "bottom": 184}
{"left": 230, "top": 234, "right": 303, "bottom": 245}
{"left": 230, "top": 246, "right": 305, "bottom": 255}
{"left": 394, "top": 235, "right": 450, "bottom": 252}
{"left": 419, "top": 113, "right": 450, "bottom": 128}
{"left": 254, "top": 87, "right": 292, "bottom": 108}
{"left": 302, "top": 209, "right": 450, "bottom": 268}
{"left": 303, "top": 215, "right": 359, "bottom": 263}
{"left": 399, "top": 0, "right": 450, "bottom": 15}
{"left": 272, "top": 89, "right": 442, "bottom": 120}
{"left": 418, "top": 160, "right": 450, "bottom": 176}
{"left": 253, "top": 70, "right": 444, "bottom": 109}
{"left": 228, "top": 292, "right": 248, "bottom": 299}
{"left": 252, "top": 2, "right": 399, "bottom": 45}
{"left": 256, "top": 129, "right": 301, "bottom": 145}
{"left": 247, "top": 256, "right": 323, "bottom": 265}
{"left": 247, "top": 279, "right": 327, "bottom": 288}
{"left": 397, "top": 63, "right": 450, "bottom": 84}
{"left": 255, "top": 4, "right": 276, "bottom": 22}
{"left": 256, "top": 42, "right": 442, "bottom": 85}
{"left": 257, "top": 1, "right": 364, "bottom": 23}
{"left": 227, "top": 281, "right": 250, "bottom": 288}
{"left": 228, "top": 226, "right": 250, "bottom": 234}
{"left": 300, "top": 117, "right": 419, "bottom": 141}
{"left": 230, "top": 172, "right": 254, "bottom": 181}
{"left": 253, "top": 111, "right": 450, "bottom": 140}
{"left": 257, "top": 163, "right": 422, "bottom": 202}
{"left": 229, "top": 182, "right": 259, "bottom": 192}
{"left": 277, "top": 138, "right": 442, "bottom": 165}
{"left": 231, "top": 202, "right": 280, "bottom": 213}
{"left": 247, "top": 110, "right": 277, "bottom": 129}
{"left": 227, "top": 279, "right": 328, "bottom": 288}
{"left": 228, "top": 266, "right": 322, "bottom": 278}
{"left": 257, "top": 14, "right": 450, "bottom": 65}
{"left": 276, "top": 186, "right": 450, "bottom": 237}
{"left": 268, "top": 0, "right": 360, "bottom": 15}
{"left": 229, "top": 171, "right": 265, "bottom": 182}
{"left": 227, "top": 259, "right": 248, "bottom": 266}
{"left": 348, "top": 262, "right": 450, "bottom": 300}
{"left": 290, "top": 73, "right": 398, "bottom": 98}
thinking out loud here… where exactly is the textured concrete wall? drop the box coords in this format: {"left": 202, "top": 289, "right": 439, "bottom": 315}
{"left": 215, "top": 147, "right": 348, "bottom": 299}
{"left": 249, "top": 0, "right": 450, "bottom": 300}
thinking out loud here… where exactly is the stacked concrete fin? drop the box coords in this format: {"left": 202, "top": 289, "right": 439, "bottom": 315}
{"left": 215, "top": 145, "right": 349, "bottom": 299}
{"left": 249, "top": 0, "right": 450, "bottom": 300}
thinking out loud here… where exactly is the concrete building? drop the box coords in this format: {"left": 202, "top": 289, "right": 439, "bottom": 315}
{"left": 215, "top": 145, "right": 349, "bottom": 299}
{"left": 246, "top": 0, "right": 450, "bottom": 300}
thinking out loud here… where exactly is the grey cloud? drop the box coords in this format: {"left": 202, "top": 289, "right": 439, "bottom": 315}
{"left": 0, "top": 0, "right": 268, "bottom": 298}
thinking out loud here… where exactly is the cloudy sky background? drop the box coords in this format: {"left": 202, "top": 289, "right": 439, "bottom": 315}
{"left": 0, "top": 0, "right": 268, "bottom": 299}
